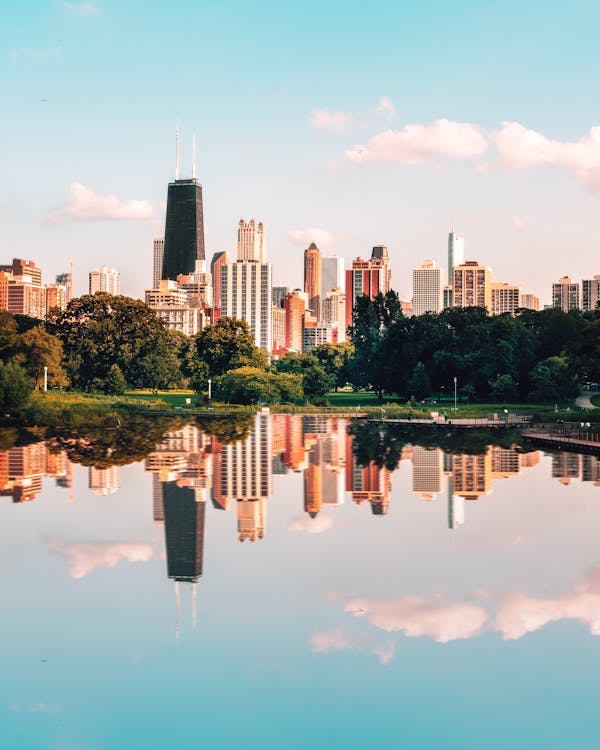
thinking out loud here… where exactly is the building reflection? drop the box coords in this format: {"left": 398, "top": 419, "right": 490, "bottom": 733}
{"left": 3, "top": 419, "right": 600, "bottom": 624}
{"left": 0, "top": 443, "right": 73, "bottom": 502}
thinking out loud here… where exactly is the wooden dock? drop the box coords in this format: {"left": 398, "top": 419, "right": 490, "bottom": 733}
{"left": 521, "top": 429, "right": 600, "bottom": 454}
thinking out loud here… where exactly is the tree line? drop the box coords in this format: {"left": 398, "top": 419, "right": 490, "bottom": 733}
{"left": 350, "top": 291, "right": 600, "bottom": 402}
{"left": 0, "top": 290, "right": 597, "bottom": 413}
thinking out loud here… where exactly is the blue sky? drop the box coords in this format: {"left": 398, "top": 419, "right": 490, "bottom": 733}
{"left": 2, "top": 0, "right": 599, "bottom": 300}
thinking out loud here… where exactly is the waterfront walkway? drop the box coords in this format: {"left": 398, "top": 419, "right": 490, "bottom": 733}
{"left": 521, "top": 428, "right": 600, "bottom": 454}
{"left": 368, "top": 415, "right": 532, "bottom": 428}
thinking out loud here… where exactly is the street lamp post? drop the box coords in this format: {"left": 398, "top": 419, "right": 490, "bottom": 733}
{"left": 453, "top": 376, "right": 457, "bottom": 412}
{"left": 208, "top": 378, "right": 212, "bottom": 401}
{"left": 44, "top": 366, "right": 48, "bottom": 392}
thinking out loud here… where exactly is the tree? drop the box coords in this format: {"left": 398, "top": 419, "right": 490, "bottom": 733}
{"left": 408, "top": 361, "right": 431, "bottom": 400}
{"left": 489, "top": 373, "right": 518, "bottom": 403}
{"left": 0, "top": 362, "right": 33, "bottom": 414}
{"left": 214, "top": 367, "right": 302, "bottom": 405}
{"left": 195, "top": 318, "right": 267, "bottom": 377}
{"left": 18, "top": 327, "right": 68, "bottom": 389}
{"left": 529, "top": 356, "right": 580, "bottom": 401}
{"left": 274, "top": 352, "right": 333, "bottom": 399}
{"left": 311, "top": 342, "right": 354, "bottom": 390}
{"left": 49, "top": 294, "right": 180, "bottom": 390}
{"left": 104, "top": 364, "right": 127, "bottom": 395}
{"left": 0, "top": 312, "right": 18, "bottom": 363}
{"left": 349, "top": 291, "right": 403, "bottom": 395}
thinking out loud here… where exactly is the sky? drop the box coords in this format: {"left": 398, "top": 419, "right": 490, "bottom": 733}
{"left": 2, "top": 0, "right": 600, "bottom": 302}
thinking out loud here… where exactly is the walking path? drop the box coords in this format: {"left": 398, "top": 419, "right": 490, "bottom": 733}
{"left": 575, "top": 391, "right": 599, "bottom": 409}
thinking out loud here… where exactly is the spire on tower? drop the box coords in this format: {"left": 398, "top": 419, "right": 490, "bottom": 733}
{"left": 192, "top": 132, "right": 197, "bottom": 179}
{"left": 175, "top": 120, "right": 180, "bottom": 180}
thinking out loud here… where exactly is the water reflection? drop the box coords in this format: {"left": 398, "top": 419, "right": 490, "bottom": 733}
{"left": 3, "top": 416, "right": 600, "bottom": 749}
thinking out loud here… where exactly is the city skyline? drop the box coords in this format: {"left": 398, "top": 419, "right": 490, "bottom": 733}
{"left": 2, "top": 1, "right": 600, "bottom": 303}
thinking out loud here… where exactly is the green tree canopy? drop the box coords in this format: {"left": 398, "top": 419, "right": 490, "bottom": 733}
{"left": 0, "top": 362, "right": 33, "bottom": 415}
{"left": 18, "top": 327, "right": 68, "bottom": 389}
{"left": 215, "top": 366, "right": 303, "bottom": 405}
{"left": 49, "top": 294, "right": 181, "bottom": 391}
{"left": 195, "top": 317, "right": 267, "bottom": 377}
{"left": 274, "top": 351, "right": 333, "bottom": 398}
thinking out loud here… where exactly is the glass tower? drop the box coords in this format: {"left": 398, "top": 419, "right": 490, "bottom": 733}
{"left": 162, "top": 178, "right": 205, "bottom": 281}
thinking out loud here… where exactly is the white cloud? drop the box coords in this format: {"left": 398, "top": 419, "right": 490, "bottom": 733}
{"left": 374, "top": 97, "right": 395, "bottom": 121}
{"left": 45, "top": 183, "right": 155, "bottom": 224}
{"left": 288, "top": 514, "right": 343, "bottom": 534}
{"left": 495, "top": 568, "right": 600, "bottom": 640}
{"left": 287, "top": 227, "right": 339, "bottom": 248}
{"left": 309, "top": 627, "right": 395, "bottom": 665}
{"left": 309, "top": 626, "right": 351, "bottom": 653}
{"left": 309, "top": 108, "right": 352, "bottom": 134}
{"left": 59, "top": 0, "right": 98, "bottom": 14}
{"left": 494, "top": 121, "right": 600, "bottom": 191}
{"left": 345, "top": 595, "right": 489, "bottom": 643}
{"left": 9, "top": 49, "right": 60, "bottom": 62}
{"left": 46, "top": 538, "right": 155, "bottom": 579}
{"left": 9, "top": 701, "right": 60, "bottom": 713}
{"left": 345, "top": 119, "right": 488, "bottom": 166}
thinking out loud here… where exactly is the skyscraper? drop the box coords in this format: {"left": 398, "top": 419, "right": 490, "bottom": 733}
{"left": 345, "top": 251, "right": 391, "bottom": 329}
{"left": 153, "top": 237, "right": 164, "bottom": 288}
{"left": 552, "top": 276, "right": 580, "bottom": 312}
{"left": 582, "top": 275, "right": 600, "bottom": 311}
{"left": 412, "top": 260, "right": 442, "bottom": 316}
{"left": 321, "top": 255, "right": 344, "bottom": 299}
{"left": 221, "top": 260, "right": 272, "bottom": 350}
{"left": 237, "top": 219, "right": 266, "bottom": 262}
{"left": 162, "top": 129, "right": 205, "bottom": 280}
{"left": 162, "top": 482, "right": 205, "bottom": 582}
{"left": 89, "top": 266, "right": 120, "bottom": 295}
{"left": 304, "top": 243, "right": 322, "bottom": 319}
{"left": 491, "top": 282, "right": 521, "bottom": 315}
{"left": 452, "top": 261, "right": 492, "bottom": 312}
{"left": 448, "top": 229, "right": 465, "bottom": 283}
{"left": 210, "top": 250, "right": 229, "bottom": 314}
{"left": 283, "top": 289, "right": 307, "bottom": 351}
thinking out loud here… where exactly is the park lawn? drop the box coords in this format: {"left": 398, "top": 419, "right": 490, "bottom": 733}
{"left": 125, "top": 390, "right": 197, "bottom": 407}
{"left": 591, "top": 394, "right": 600, "bottom": 407}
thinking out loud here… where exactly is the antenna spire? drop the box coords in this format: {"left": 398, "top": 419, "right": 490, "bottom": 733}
{"left": 175, "top": 120, "right": 180, "bottom": 180}
{"left": 192, "top": 132, "right": 197, "bottom": 179}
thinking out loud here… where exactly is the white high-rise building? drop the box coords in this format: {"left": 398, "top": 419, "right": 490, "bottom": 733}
{"left": 153, "top": 237, "right": 165, "bottom": 288}
{"left": 411, "top": 446, "right": 443, "bottom": 501}
{"left": 89, "top": 266, "right": 120, "bottom": 296}
{"left": 412, "top": 260, "right": 442, "bottom": 316}
{"left": 237, "top": 219, "right": 266, "bottom": 262}
{"left": 448, "top": 230, "right": 465, "bottom": 284}
{"left": 322, "top": 287, "right": 346, "bottom": 342}
{"left": 582, "top": 275, "right": 600, "bottom": 312}
{"left": 221, "top": 260, "right": 272, "bottom": 351}
{"left": 321, "top": 255, "right": 344, "bottom": 299}
{"left": 552, "top": 276, "right": 580, "bottom": 312}
{"left": 89, "top": 466, "right": 120, "bottom": 496}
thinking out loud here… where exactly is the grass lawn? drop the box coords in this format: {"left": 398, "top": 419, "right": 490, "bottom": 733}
{"left": 125, "top": 390, "right": 197, "bottom": 407}
{"left": 591, "top": 394, "right": 600, "bottom": 407}
{"left": 324, "top": 390, "right": 585, "bottom": 420}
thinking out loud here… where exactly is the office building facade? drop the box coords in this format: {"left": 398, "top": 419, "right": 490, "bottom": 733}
{"left": 412, "top": 260, "right": 442, "bottom": 316}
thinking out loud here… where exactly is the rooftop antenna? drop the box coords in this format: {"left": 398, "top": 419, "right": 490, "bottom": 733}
{"left": 174, "top": 581, "right": 180, "bottom": 640}
{"left": 175, "top": 120, "right": 180, "bottom": 180}
{"left": 192, "top": 132, "right": 197, "bottom": 180}
{"left": 192, "top": 581, "right": 197, "bottom": 628}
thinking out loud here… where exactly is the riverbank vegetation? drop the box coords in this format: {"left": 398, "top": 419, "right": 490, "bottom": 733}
{"left": 0, "top": 292, "right": 598, "bottom": 426}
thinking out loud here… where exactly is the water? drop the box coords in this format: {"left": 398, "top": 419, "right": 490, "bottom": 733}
{"left": 1, "top": 415, "right": 600, "bottom": 750}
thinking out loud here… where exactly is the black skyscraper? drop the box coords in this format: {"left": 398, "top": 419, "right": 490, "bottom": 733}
{"left": 162, "top": 482, "right": 205, "bottom": 582}
{"left": 162, "top": 178, "right": 205, "bottom": 280}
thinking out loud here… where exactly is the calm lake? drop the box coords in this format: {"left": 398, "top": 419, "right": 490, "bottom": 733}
{"left": 2, "top": 414, "right": 600, "bottom": 750}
